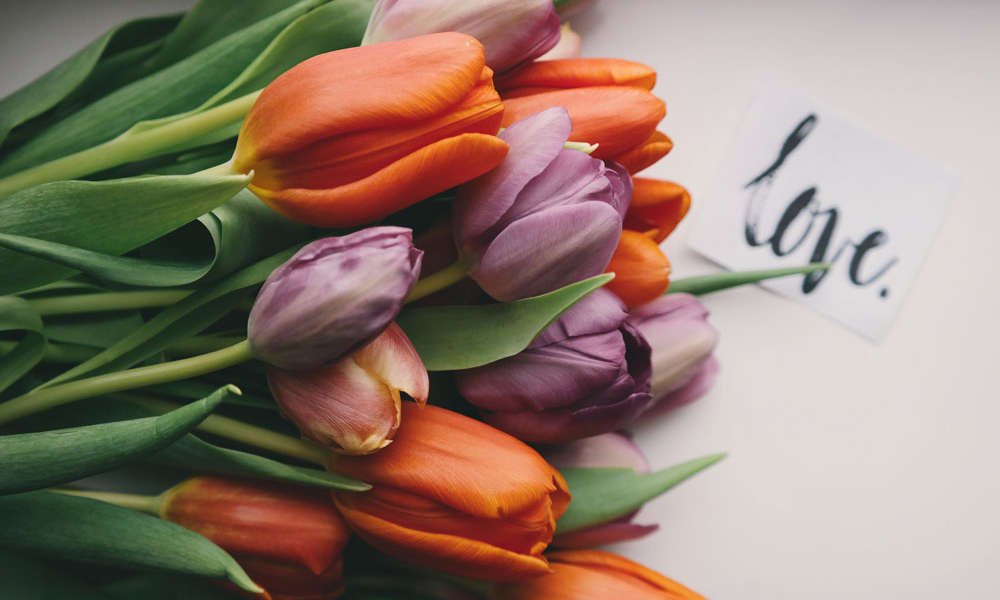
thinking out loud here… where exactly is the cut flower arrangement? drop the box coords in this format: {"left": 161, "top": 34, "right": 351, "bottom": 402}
{"left": 0, "top": 1, "right": 823, "bottom": 598}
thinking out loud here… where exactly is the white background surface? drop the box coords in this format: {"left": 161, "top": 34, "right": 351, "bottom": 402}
{"left": 2, "top": 1, "right": 998, "bottom": 598}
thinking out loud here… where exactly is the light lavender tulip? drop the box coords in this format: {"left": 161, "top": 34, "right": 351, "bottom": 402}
{"left": 627, "top": 293, "right": 719, "bottom": 416}
{"left": 454, "top": 289, "right": 652, "bottom": 443}
{"left": 248, "top": 227, "right": 423, "bottom": 370}
{"left": 454, "top": 107, "right": 630, "bottom": 301}
{"left": 362, "top": 0, "right": 560, "bottom": 74}
{"left": 545, "top": 432, "right": 659, "bottom": 547}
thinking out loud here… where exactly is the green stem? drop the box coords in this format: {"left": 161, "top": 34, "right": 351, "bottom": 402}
{"left": 667, "top": 263, "right": 831, "bottom": 296}
{"left": 0, "top": 334, "right": 245, "bottom": 364}
{"left": 126, "top": 395, "right": 328, "bottom": 466}
{"left": 0, "top": 340, "right": 254, "bottom": 426}
{"left": 0, "top": 90, "right": 259, "bottom": 197}
{"left": 53, "top": 489, "right": 163, "bottom": 516}
{"left": 406, "top": 259, "right": 469, "bottom": 302}
{"left": 27, "top": 289, "right": 193, "bottom": 316}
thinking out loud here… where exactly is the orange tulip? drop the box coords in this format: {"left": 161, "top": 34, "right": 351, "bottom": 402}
{"left": 161, "top": 476, "right": 351, "bottom": 600}
{"left": 494, "top": 549, "right": 706, "bottom": 599}
{"left": 605, "top": 229, "right": 671, "bottom": 308}
{"left": 329, "top": 403, "right": 570, "bottom": 581}
{"left": 497, "top": 58, "right": 656, "bottom": 96}
{"left": 625, "top": 178, "right": 691, "bottom": 243}
{"left": 497, "top": 59, "right": 668, "bottom": 173}
{"left": 233, "top": 33, "right": 509, "bottom": 227}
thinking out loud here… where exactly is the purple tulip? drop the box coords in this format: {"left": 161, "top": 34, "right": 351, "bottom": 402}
{"left": 362, "top": 0, "right": 561, "bottom": 74}
{"left": 248, "top": 227, "right": 423, "bottom": 370}
{"left": 627, "top": 293, "right": 719, "bottom": 416}
{"left": 544, "top": 432, "right": 659, "bottom": 547}
{"left": 454, "top": 288, "right": 652, "bottom": 443}
{"left": 454, "top": 107, "right": 630, "bottom": 301}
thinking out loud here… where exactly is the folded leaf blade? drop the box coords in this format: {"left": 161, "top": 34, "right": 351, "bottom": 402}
{"left": 397, "top": 274, "right": 613, "bottom": 371}
{"left": 0, "top": 491, "right": 263, "bottom": 594}
{"left": 0, "top": 385, "right": 236, "bottom": 494}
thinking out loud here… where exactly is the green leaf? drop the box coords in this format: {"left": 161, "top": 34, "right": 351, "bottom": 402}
{"left": 0, "top": 385, "right": 234, "bottom": 495}
{"left": 398, "top": 274, "right": 613, "bottom": 371}
{"left": 201, "top": 0, "right": 375, "bottom": 106}
{"left": 147, "top": 0, "right": 308, "bottom": 71}
{"left": 0, "top": 15, "right": 180, "bottom": 146}
{"left": 0, "top": 297, "right": 45, "bottom": 394}
{"left": 43, "top": 311, "right": 145, "bottom": 349}
{"left": 556, "top": 454, "right": 726, "bottom": 533}
{"left": 0, "top": 191, "right": 311, "bottom": 288}
{"left": 0, "top": 550, "right": 111, "bottom": 600}
{"left": 15, "top": 396, "right": 368, "bottom": 491}
{"left": 0, "top": 491, "right": 264, "bottom": 595}
{"left": 667, "top": 263, "right": 830, "bottom": 295}
{"left": 113, "top": 0, "right": 375, "bottom": 162}
{"left": 0, "top": 172, "right": 249, "bottom": 295}
{"left": 0, "top": 0, "right": 326, "bottom": 175}
{"left": 36, "top": 247, "right": 296, "bottom": 389}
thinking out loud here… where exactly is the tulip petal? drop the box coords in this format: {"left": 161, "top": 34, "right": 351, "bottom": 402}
{"left": 543, "top": 431, "right": 650, "bottom": 473}
{"left": 455, "top": 107, "right": 572, "bottom": 249}
{"left": 546, "top": 550, "right": 707, "bottom": 599}
{"left": 268, "top": 359, "right": 401, "bottom": 455}
{"left": 625, "top": 178, "right": 690, "bottom": 242}
{"left": 501, "top": 87, "right": 665, "bottom": 159}
{"left": 500, "top": 148, "right": 621, "bottom": 223}
{"left": 332, "top": 495, "right": 553, "bottom": 581}
{"left": 552, "top": 521, "right": 659, "bottom": 548}
{"left": 472, "top": 201, "right": 623, "bottom": 301}
{"left": 363, "top": 0, "right": 560, "bottom": 74}
{"left": 329, "top": 403, "right": 570, "bottom": 520}
{"left": 250, "top": 70, "right": 503, "bottom": 191}
{"left": 354, "top": 322, "right": 429, "bottom": 405}
{"left": 645, "top": 355, "right": 719, "bottom": 417}
{"left": 483, "top": 391, "right": 652, "bottom": 444}
{"left": 611, "top": 130, "right": 673, "bottom": 174}
{"left": 161, "top": 477, "right": 349, "bottom": 577}
{"left": 235, "top": 33, "right": 488, "bottom": 167}
{"left": 455, "top": 330, "right": 627, "bottom": 413}
{"left": 530, "top": 288, "right": 628, "bottom": 347}
{"left": 604, "top": 230, "right": 671, "bottom": 308}
{"left": 498, "top": 58, "right": 657, "bottom": 95}
{"left": 251, "top": 133, "right": 509, "bottom": 227}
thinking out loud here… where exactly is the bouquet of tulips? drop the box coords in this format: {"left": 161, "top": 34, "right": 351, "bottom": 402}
{"left": 0, "top": 1, "right": 823, "bottom": 598}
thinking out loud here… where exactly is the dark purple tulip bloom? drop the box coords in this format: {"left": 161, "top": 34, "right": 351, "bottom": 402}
{"left": 627, "top": 293, "right": 719, "bottom": 416}
{"left": 544, "top": 432, "right": 659, "bottom": 548}
{"left": 248, "top": 227, "right": 422, "bottom": 370}
{"left": 454, "top": 107, "right": 630, "bottom": 301}
{"left": 454, "top": 288, "right": 652, "bottom": 443}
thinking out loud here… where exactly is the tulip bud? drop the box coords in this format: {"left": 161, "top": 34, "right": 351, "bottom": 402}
{"left": 454, "top": 108, "right": 629, "bottom": 301}
{"left": 161, "top": 476, "right": 351, "bottom": 600}
{"left": 248, "top": 227, "right": 422, "bottom": 371}
{"left": 233, "top": 33, "right": 508, "bottom": 227}
{"left": 267, "top": 322, "right": 429, "bottom": 455}
{"left": 544, "top": 432, "right": 658, "bottom": 547}
{"left": 627, "top": 293, "right": 719, "bottom": 416}
{"left": 494, "top": 549, "right": 706, "bottom": 600}
{"left": 330, "top": 403, "right": 570, "bottom": 581}
{"left": 538, "top": 24, "right": 582, "bottom": 61}
{"left": 624, "top": 178, "right": 691, "bottom": 243}
{"left": 362, "top": 0, "right": 560, "bottom": 74}
{"left": 603, "top": 230, "right": 671, "bottom": 309}
{"left": 496, "top": 59, "right": 669, "bottom": 173}
{"left": 455, "top": 289, "right": 653, "bottom": 443}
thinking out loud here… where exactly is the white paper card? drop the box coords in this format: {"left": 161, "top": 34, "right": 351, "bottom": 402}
{"left": 689, "top": 85, "right": 956, "bottom": 341}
